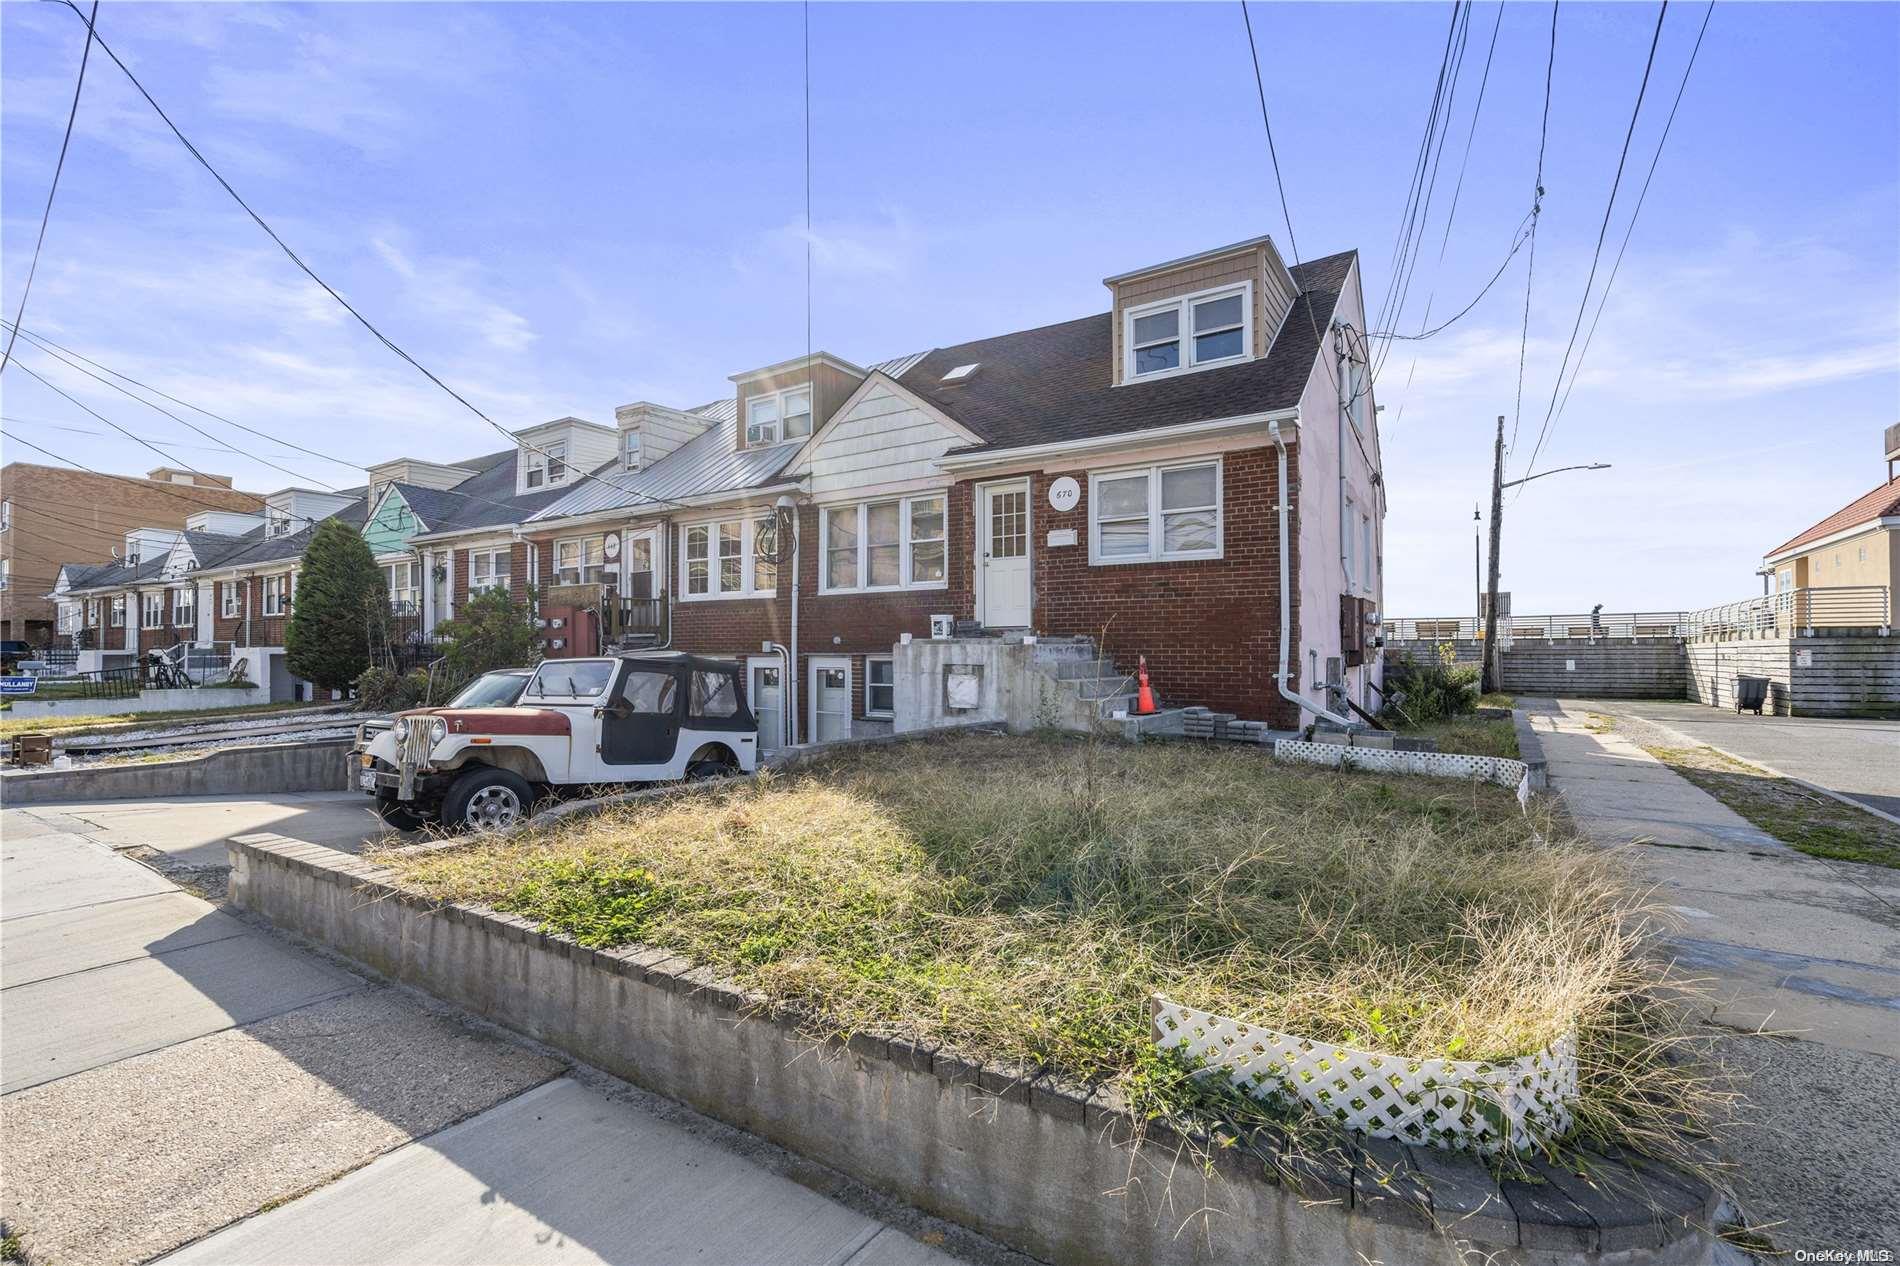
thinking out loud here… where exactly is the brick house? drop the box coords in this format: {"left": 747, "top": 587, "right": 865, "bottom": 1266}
{"left": 513, "top": 234, "right": 1385, "bottom": 744}
{"left": 1, "top": 463, "right": 261, "bottom": 644}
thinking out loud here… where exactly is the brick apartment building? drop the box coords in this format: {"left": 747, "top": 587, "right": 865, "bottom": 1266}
{"left": 1, "top": 464, "right": 261, "bottom": 644}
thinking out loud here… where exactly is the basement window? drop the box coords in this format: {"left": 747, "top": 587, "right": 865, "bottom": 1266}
{"left": 865, "top": 655, "right": 895, "bottom": 717}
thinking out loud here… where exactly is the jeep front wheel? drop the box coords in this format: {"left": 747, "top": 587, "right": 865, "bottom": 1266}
{"left": 443, "top": 767, "right": 535, "bottom": 833}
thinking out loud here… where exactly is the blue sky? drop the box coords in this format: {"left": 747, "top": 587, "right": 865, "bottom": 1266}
{"left": 3, "top": 1, "right": 1896, "bottom": 613}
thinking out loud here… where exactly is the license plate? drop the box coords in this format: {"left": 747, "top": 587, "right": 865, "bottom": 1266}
{"left": 358, "top": 769, "right": 377, "bottom": 791}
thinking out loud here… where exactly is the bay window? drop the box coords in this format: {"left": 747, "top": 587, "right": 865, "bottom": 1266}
{"left": 469, "top": 547, "right": 510, "bottom": 592}
{"left": 745, "top": 386, "right": 813, "bottom": 446}
{"left": 1124, "top": 283, "right": 1252, "bottom": 381}
{"left": 681, "top": 514, "right": 777, "bottom": 600}
{"left": 820, "top": 494, "right": 948, "bottom": 593}
{"left": 1089, "top": 460, "right": 1221, "bottom": 564}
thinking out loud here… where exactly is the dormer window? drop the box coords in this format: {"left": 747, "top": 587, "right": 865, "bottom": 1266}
{"left": 745, "top": 386, "right": 812, "bottom": 447}
{"left": 526, "top": 440, "right": 569, "bottom": 489}
{"left": 1124, "top": 283, "right": 1252, "bottom": 381}
{"left": 267, "top": 509, "right": 293, "bottom": 537}
{"left": 623, "top": 430, "right": 642, "bottom": 471}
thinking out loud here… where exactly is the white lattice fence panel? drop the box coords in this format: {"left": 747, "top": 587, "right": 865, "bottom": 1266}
{"left": 1273, "top": 739, "right": 1529, "bottom": 790}
{"left": 1152, "top": 996, "right": 1576, "bottom": 1155}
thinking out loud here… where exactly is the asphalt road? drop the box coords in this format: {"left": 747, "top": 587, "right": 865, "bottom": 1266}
{"left": 1, "top": 800, "right": 982, "bottom": 1266}
{"left": 1592, "top": 699, "right": 1900, "bottom": 818}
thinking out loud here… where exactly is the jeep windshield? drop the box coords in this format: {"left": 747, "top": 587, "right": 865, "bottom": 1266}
{"left": 447, "top": 671, "right": 532, "bottom": 709}
{"left": 522, "top": 659, "right": 615, "bottom": 700}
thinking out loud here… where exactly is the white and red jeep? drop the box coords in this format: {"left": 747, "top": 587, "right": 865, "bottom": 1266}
{"left": 353, "top": 653, "right": 758, "bottom": 832}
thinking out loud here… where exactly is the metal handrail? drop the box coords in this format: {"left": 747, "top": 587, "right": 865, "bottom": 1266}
{"left": 1389, "top": 586, "right": 1893, "bottom": 644}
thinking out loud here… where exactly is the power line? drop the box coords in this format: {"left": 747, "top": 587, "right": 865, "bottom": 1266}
{"left": 1365, "top": 209, "right": 1535, "bottom": 341}
{"left": 1520, "top": 0, "right": 1669, "bottom": 481}
{"left": 43, "top": 0, "right": 693, "bottom": 516}
{"left": 0, "top": 0, "right": 98, "bottom": 377}
{"left": 0, "top": 433, "right": 276, "bottom": 517}
{"left": 1, "top": 322, "right": 365, "bottom": 474}
{"left": 12, "top": 358, "right": 236, "bottom": 485}
{"left": 1547, "top": 0, "right": 1713, "bottom": 435}
{"left": 3, "top": 322, "right": 344, "bottom": 491}
{"left": 1509, "top": 0, "right": 1560, "bottom": 459}
{"left": 1241, "top": 1, "right": 1306, "bottom": 272}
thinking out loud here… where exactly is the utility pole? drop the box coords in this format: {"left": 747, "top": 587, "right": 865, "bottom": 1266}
{"left": 1473, "top": 503, "right": 1481, "bottom": 632}
{"left": 1483, "top": 415, "right": 1505, "bottom": 695}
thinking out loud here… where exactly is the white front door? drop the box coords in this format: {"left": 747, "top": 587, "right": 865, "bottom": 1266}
{"left": 979, "top": 480, "right": 1031, "bottom": 629}
{"left": 809, "top": 657, "right": 851, "bottom": 744}
{"left": 750, "top": 658, "right": 785, "bottom": 751}
{"left": 623, "top": 529, "right": 658, "bottom": 599}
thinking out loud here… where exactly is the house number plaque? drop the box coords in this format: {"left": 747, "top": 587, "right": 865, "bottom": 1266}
{"left": 1047, "top": 476, "right": 1080, "bottom": 513}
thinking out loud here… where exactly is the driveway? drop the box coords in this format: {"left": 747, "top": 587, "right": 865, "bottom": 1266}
{"left": 1, "top": 801, "right": 985, "bottom": 1266}
{"left": 1528, "top": 700, "right": 1900, "bottom": 1253}
{"left": 1594, "top": 699, "right": 1900, "bottom": 818}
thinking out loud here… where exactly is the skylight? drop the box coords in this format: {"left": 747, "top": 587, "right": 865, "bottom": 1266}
{"left": 942, "top": 363, "right": 980, "bottom": 382}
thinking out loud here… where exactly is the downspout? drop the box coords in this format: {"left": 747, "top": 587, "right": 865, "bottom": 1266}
{"left": 778, "top": 494, "right": 801, "bottom": 744}
{"left": 1335, "top": 323, "right": 1352, "bottom": 711}
{"left": 1270, "top": 420, "right": 1353, "bottom": 729}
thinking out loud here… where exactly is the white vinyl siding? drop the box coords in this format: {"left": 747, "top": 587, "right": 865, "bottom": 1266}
{"left": 681, "top": 515, "right": 776, "bottom": 601}
{"left": 819, "top": 495, "right": 947, "bottom": 593}
{"left": 1088, "top": 459, "right": 1222, "bottom": 565}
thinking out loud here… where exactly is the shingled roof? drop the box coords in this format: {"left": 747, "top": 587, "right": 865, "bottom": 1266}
{"left": 1767, "top": 475, "right": 1900, "bottom": 558}
{"left": 896, "top": 250, "right": 1354, "bottom": 454}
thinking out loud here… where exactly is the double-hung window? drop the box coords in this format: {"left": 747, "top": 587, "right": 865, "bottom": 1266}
{"left": 745, "top": 386, "right": 813, "bottom": 447}
{"left": 86, "top": 598, "right": 100, "bottom": 627}
{"left": 681, "top": 514, "right": 777, "bottom": 600}
{"left": 469, "top": 547, "right": 510, "bottom": 592}
{"left": 142, "top": 592, "right": 165, "bottom": 628}
{"left": 1124, "top": 284, "right": 1251, "bottom": 380}
{"left": 262, "top": 575, "right": 288, "bottom": 617}
{"left": 820, "top": 494, "right": 947, "bottom": 592}
{"left": 554, "top": 536, "right": 608, "bottom": 586}
{"left": 221, "top": 583, "right": 239, "bottom": 619}
{"left": 1089, "top": 460, "right": 1221, "bottom": 564}
{"left": 173, "top": 587, "right": 195, "bottom": 627}
{"left": 111, "top": 595, "right": 126, "bottom": 627}
{"left": 526, "top": 441, "right": 567, "bottom": 489}
{"left": 865, "top": 656, "right": 895, "bottom": 717}
{"left": 623, "top": 430, "right": 642, "bottom": 471}
{"left": 384, "top": 560, "right": 419, "bottom": 612}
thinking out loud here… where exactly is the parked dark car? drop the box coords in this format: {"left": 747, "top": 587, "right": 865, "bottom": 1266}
{"left": 0, "top": 641, "right": 37, "bottom": 673}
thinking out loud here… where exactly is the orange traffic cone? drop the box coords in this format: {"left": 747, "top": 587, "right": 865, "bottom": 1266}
{"left": 1135, "top": 655, "right": 1158, "bottom": 715}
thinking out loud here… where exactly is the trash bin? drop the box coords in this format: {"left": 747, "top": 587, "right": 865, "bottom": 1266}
{"left": 1734, "top": 676, "right": 1768, "bottom": 716}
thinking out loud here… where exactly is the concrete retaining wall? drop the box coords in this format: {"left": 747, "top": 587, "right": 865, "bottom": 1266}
{"left": 227, "top": 834, "right": 1720, "bottom": 1266}
{"left": 4, "top": 686, "right": 262, "bottom": 720}
{"left": 1499, "top": 641, "right": 1687, "bottom": 699}
{"left": 0, "top": 739, "right": 349, "bottom": 805}
{"left": 1686, "top": 634, "right": 1899, "bottom": 717}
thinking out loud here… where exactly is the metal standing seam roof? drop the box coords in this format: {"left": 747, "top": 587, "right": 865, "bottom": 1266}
{"left": 527, "top": 423, "right": 801, "bottom": 522}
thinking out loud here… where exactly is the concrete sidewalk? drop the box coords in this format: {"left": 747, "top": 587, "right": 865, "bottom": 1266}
{"left": 1529, "top": 701, "right": 1900, "bottom": 1252}
{"left": 1, "top": 803, "right": 975, "bottom": 1266}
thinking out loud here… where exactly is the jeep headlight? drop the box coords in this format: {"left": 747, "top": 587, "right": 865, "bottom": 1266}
{"left": 428, "top": 717, "right": 447, "bottom": 745}
{"left": 393, "top": 717, "right": 411, "bottom": 742}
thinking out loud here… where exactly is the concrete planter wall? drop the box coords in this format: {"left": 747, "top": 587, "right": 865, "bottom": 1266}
{"left": 228, "top": 834, "right": 1723, "bottom": 1266}
{"left": 0, "top": 739, "right": 349, "bottom": 805}
{"left": 4, "top": 686, "right": 262, "bottom": 720}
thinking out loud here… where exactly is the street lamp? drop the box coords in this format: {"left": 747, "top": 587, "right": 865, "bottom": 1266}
{"left": 1481, "top": 414, "right": 1611, "bottom": 694}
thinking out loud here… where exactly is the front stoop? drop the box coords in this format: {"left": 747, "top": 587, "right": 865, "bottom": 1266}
{"left": 227, "top": 833, "right": 1732, "bottom": 1266}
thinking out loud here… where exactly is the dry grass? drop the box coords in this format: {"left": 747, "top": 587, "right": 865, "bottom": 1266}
{"left": 1641, "top": 743, "right": 1900, "bottom": 869}
{"left": 1391, "top": 714, "right": 1521, "bottom": 760}
{"left": 391, "top": 732, "right": 1716, "bottom": 1164}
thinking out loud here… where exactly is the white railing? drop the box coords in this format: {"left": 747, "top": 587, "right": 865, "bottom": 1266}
{"left": 1683, "top": 585, "right": 1890, "bottom": 638}
{"left": 1384, "top": 612, "right": 1688, "bottom": 643}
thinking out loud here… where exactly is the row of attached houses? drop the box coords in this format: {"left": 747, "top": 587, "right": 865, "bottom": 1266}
{"left": 52, "top": 233, "right": 1387, "bottom": 741}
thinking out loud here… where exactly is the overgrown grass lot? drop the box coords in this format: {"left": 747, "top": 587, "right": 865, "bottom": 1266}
{"left": 1641, "top": 743, "right": 1900, "bottom": 869}
{"left": 1393, "top": 713, "right": 1521, "bottom": 760}
{"left": 393, "top": 732, "right": 1708, "bottom": 1162}
{"left": 0, "top": 700, "right": 320, "bottom": 742}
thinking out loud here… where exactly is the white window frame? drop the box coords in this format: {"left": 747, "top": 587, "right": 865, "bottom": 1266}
{"left": 554, "top": 535, "right": 611, "bottom": 587}
{"left": 111, "top": 595, "right": 125, "bottom": 627}
{"left": 142, "top": 592, "right": 165, "bottom": 628}
{"left": 262, "top": 574, "right": 288, "bottom": 618}
{"left": 525, "top": 440, "right": 568, "bottom": 489}
{"left": 86, "top": 598, "right": 100, "bottom": 626}
{"left": 469, "top": 547, "right": 511, "bottom": 593}
{"left": 678, "top": 514, "right": 777, "bottom": 602}
{"left": 745, "top": 385, "right": 814, "bottom": 447}
{"left": 172, "top": 586, "right": 195, "bottom": 627}
{"left": 220, "top": 582, "right": 239, "bottom": 619}
{"left": 266, "top": 509, "right": 293, "bottom": 537}
{"left": 865, "top": 654, "right": 895, "bottom": 718}
{"left": 808, "top": 655, "right": 852, "bottom": 743}
{"left": 1087, "top": 458, "right": 1223, "bottom": 565}
{"left": 622, "top": 430, "right": 642, "bottom": 471}
{"left": 1122, "top": 281, "right": 1253, "bottom": 383}
{"left": 817, "top": 494, "right": 950, "bottom": 594}
{"left": 383, "top": 560, "right": 419, "bottom": 613}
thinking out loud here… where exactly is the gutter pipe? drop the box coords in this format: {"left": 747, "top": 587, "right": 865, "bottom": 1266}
{"left": 1269, "top": 420, "right": 1353, "bottom": 729}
